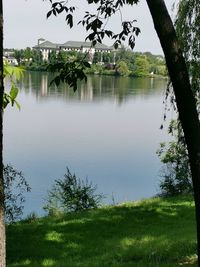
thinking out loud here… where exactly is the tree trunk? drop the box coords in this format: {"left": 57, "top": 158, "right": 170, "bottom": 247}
{"left": 146, "top": 0, "right": 200, "bottom": 265}
{"left": 0, "top": 0, "right": 5, "bottom": 266}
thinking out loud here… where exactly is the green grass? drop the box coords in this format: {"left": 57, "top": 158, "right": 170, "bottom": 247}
{"left": 7, "top": 195, "right": 197, "bottom": 267}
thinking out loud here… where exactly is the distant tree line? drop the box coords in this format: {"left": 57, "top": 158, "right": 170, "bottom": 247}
{"left": 9, "top": 47, "right": 167, "bottom": 77}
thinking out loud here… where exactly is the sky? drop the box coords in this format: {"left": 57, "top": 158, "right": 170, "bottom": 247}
{"left": 3, "top": 0, "right": 175, "bottom": 54}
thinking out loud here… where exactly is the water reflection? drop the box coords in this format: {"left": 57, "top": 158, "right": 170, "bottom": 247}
{"left": 19, "top": 71, "right": 166, "bottom": 104}
{"left": 4, "top": 71, "right": 168, "bottom": 216}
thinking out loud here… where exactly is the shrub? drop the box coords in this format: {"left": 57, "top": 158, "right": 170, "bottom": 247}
{"left": 115, "top": 60, "right": 130, "bottom": 76}
{"left": 23, "top": 212, "right": 38, "bottom": 223}
{"left": 4, "top": 164, "right": 31, "bottom": 222}
{"left": 157, "top": 120, "right": 192, "bottom": 197}
{"left": 43, "top": 168, "right": 103, "bottom": 215}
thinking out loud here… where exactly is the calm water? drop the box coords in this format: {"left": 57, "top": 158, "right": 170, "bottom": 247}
{"left": 4, "top": 72, "right": 169, "bottom": 216}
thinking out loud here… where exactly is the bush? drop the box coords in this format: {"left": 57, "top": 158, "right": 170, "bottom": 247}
{"left": 157, "top": 120, "right": 192, "bottom": 197}
{"left": 4, "top": 164, "right": 31, "bottom": 222}
{"left": 23, "top": 212, "right": 38, "bottom": 223}
{"left": 115, "top": 60, "right": 130, "bottom": 76}
{"left": 101, "top": 69, "right": 116, "bottom": 76}
{"left": 43, "top": 168, "right": 103, "bottom": 215}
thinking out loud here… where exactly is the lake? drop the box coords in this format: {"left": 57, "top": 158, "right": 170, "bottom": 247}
{"left": 4, "top": 72, "right": 169, "bottom": 216}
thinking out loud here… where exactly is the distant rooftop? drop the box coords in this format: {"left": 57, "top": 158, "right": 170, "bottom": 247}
{"left": 33, "top": 40, "right": 59, "bottom": 49}
{"left": 61, "top": 40, "right": 112, "bottom": 50}
{"left": 34, "top": 39, "right": 113, "bottom": 50}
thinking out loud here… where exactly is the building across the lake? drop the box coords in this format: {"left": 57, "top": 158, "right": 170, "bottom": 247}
{"left": 33, "top": 38, "right": 114, "bottom": 61}
{"left": 3, "top": 51, "right": 18, "bottom": 66}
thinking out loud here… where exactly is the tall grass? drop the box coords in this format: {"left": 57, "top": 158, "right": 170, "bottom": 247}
{"left": 7, "top": 195, "right": 197, "bottom": 266}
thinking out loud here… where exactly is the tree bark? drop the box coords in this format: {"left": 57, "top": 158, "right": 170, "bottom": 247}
{"left": 0, "top": 0, "right": 5, "bottom": 266}
{"left": 146, "top": 0, "right": 200, "bottom": 265}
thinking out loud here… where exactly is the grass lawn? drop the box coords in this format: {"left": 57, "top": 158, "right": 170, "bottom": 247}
{"left": 7, "top": 195, "right": 197, "bottom": 267}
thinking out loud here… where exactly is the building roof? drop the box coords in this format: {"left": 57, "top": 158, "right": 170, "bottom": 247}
{"left": 33, "top": 40, "right": 59, "bottom": 49}
{"left": 61, "top": 41, "right": 112, "bottom": 50}
{"left": 62, "top": 41, "right": 91, "bottom": 48}
{"left": 33, "top": 39, "right": 113, "bottom": 51}
{"left": 95, "top": 42, "right": 113, "bottom": 50}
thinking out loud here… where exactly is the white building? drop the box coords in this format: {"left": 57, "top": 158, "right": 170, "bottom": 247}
{"left": 3, "top": 56, "right": 18, "bottom": 66}
{"left": 33, "top": 38, "right": 114, "bottom": 62}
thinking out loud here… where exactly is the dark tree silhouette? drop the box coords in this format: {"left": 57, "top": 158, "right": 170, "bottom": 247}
{"left": 0, "top": 0, "right": 5, "bottom": 266}
{"left": 146, "top": 1, "right": 200, "bottom": 265}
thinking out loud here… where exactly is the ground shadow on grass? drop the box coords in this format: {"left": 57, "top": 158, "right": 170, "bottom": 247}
{"left": 7, "top": 195, "right": 197, "bottom": 267}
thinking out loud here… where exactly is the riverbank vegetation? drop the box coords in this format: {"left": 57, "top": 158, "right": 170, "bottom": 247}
{"left": 10, "top": 47, "right": 167, "bottom": 77}
{"left": 156, "top": 0, "right": 200, "bottom": 200}
{"left": 7, "top": 195, "right": 196, "bottom": 267}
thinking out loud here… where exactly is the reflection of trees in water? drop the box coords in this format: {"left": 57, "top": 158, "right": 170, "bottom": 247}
{"left": 19, "top": 71, "right": 167, "bottom": 104}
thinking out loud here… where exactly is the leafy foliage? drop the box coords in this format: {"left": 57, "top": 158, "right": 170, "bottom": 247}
{"left": 44, "top": 0, "right": 141, "bottom": 90}
{"left": 3, "top": 64, "right": 24, "bottom": 110}
{"left": 115, "top": 60, "right": 130, "bottom": 76}
{"left": 48, "top": 60, "right": 90, "bottom": 91}
{"left": 158, "top": 0, "right": 200, "bottom": 198}
{"left": 4, "top": 164, "right": 31, "bottom": 223}
{"left": 13, "top": 48, "right": 44, "bottom": 70}
{"left": 132, "top": 55, "right": 150, "bottom": 76}
{"left": 3, "top": 85, "right": 20, "bottom": 110}
{"left": 18, "top": 46, "right": 166, "bottom": 77}
{"left": 23, "top": 212, "right": 38, "bottom": 224}
{"left": 175, "top": 0, "right": 200, "bottom": 96}
{"left": 44, "top": 168, "right": 103, "bottom": 215}
{"left": 157, "top": 120, "right": 192, "bottom": 197}
{"left": 46, "top": 0, "right": 140, "bottom": 49}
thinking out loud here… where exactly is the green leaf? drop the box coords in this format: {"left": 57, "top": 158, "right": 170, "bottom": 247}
{"left": 3, "top": 94, "right": 10, "bottom": 109}
{"left": 14, "top": 100, "right": 21, "bottom": 110}
{"left": 10, "top": 85, "right": 19, "bottom": 100}
{"left": 4, "top": 65, "right": 24, "bottom": 80}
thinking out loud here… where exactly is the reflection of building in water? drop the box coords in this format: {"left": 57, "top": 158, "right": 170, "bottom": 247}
{"left": 33, "top": 38, "right": 114, "bottom": 62}
{"left": 27, "top": 72, "right": 33, "bottom": 93}
{"left": 41, "top": 74, "right": 48, "bottom": 97}
{"left": 150, "top": 77, "right": 155, "bottom": 89}
{"left": 19, "top": 72, "right": 164, "bottom": 104}
{"left": 24, "top": 71, "right": 96, "bottom": 101}
{"left": 80, "top": 77, "right": 93, "bottom": 101}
